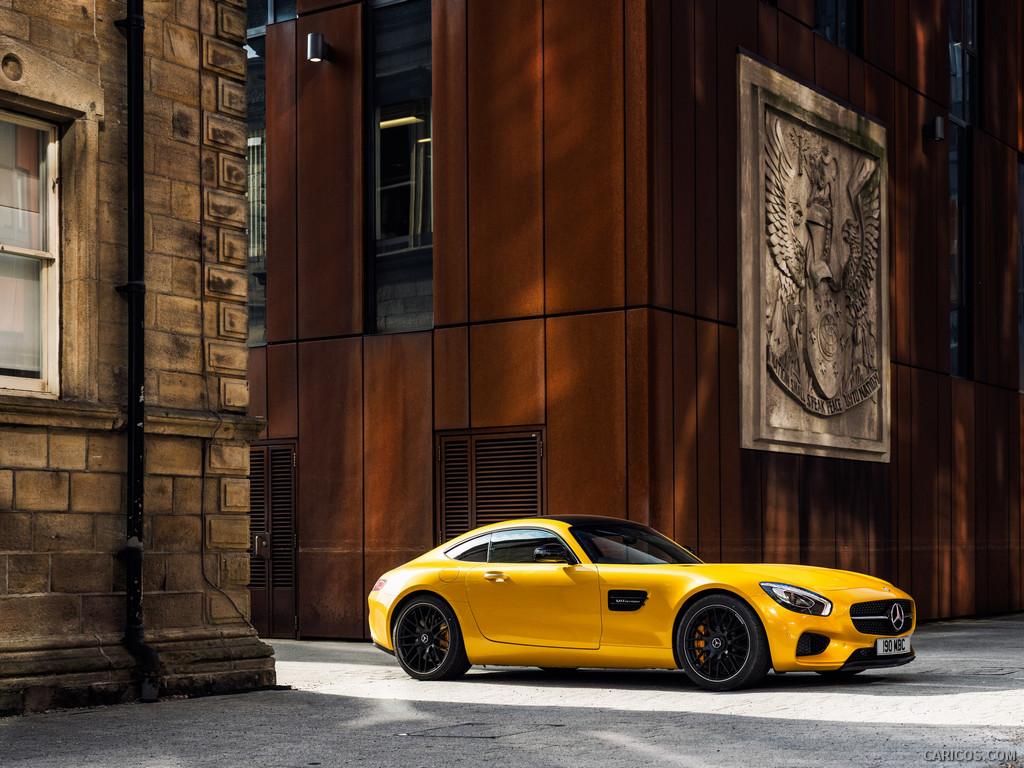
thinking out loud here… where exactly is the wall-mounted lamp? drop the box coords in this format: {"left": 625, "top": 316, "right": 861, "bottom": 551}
{"left": 307, "top": 33, "right": 328, "bottom": 63}
{"left": 923, "top": 115, "right": 945, "bottom": 142}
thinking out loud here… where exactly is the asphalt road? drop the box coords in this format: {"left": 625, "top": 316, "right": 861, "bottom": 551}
{"left": 2, "top": 614, "right": 1022, "bottom": 768}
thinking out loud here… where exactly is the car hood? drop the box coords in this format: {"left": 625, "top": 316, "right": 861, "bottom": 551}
{"left": 689, "top": 563, "right": 896, "bottom": 593}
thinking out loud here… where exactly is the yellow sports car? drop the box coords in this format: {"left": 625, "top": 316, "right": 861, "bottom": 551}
{"left": 367, "top": 516, "right": 915, "bottom": 690}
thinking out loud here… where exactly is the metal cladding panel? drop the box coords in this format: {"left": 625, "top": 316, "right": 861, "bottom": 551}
{"left": 907, "top": 89, "right": 938, "bottom": 374}
{"left": 296, "top": 7, "right": 363, "bottom": 339}
{"left": 910, "top": 368, "right": 939, "bottom": 620}
{"left": 265, "top": 21, "right": 297, "bottom": 342}
{"left": 467, "top": 0, "right": 543, "bottom": 322}
{"left": 673, "top": 314, "right": 699, "bottom": 548}
{"left": 951, "top": 378, "right": 977, "bottom": 617}
{"left": 546, "top": 313, "right": 626, "bottom": 517}
{"left": 762, "top": 452, "right": 801, "bottom": 565}
{"left": 692, "top": 0, "right": 717, "bottom": 321}
{"left": 296, "top": 338, "right": 363, "bottom": 638}
{"left": 543, "top": 0, "right": 625, "bottom": 315}
{"left": 364, "top": 333, "right": 434, "bottom": 555}
{"left": 907, "top": 0, "right": 945, "bottom": 105}
{"left": 469, "top": 319, "right": 545, "bottom": 429}
{"left": 625, "top": 309, "right": 673, "bottom": 533}
{"left": 266, "top": 343, "right": 297, "bottom": 439}
{"left": 297, "top": 338, "right": 363, "bottom": 551}
{"left": 433, "top": 326, "right": 469, "bottom": 431}
{"left": 777, "top": 11, "right": 813, "bottom": 84}
{"left": 671, "top": 0, "right": 695, "bottom": 316}
{"left": 247, "top": 345, "right": 268, "bottom": 440}
{"left": 814, "top": 35, "right": 848, "bottom": 103}
{"left": 802, "top": 456, "right": 836, "bottom": 569}
{"left": 298, "top": 553, "right": 364, "bottom": 638}
{"left": 432, "top": 0, "right": 468, "bottom": 326}
{"left": 696, "top": 319, "right": 721, "bottom": 561}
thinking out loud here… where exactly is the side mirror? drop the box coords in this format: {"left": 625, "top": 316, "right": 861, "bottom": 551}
{"left": 683, "top": 545, "right": 698, "bottom": 557}
{"left": 534, "top": 543, "right": 570, "bottom": 563}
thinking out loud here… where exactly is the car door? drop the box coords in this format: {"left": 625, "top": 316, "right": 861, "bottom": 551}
{"left": 464, "top": 528, "right": 601, "bottom": 649}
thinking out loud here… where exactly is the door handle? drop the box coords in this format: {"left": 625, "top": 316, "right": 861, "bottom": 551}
{"left": 483, "top": 571, "right": 508, "bottom": 582}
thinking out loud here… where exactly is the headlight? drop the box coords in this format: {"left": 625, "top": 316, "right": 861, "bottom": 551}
{"left": 760, "top": 582, "right": 832, "bottom": 616}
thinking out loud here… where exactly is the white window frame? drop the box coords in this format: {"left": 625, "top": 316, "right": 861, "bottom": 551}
{"left": 0, "top": 109, "right": 59, "bottom": 397}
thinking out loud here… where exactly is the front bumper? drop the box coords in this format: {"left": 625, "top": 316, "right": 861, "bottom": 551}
{"left": 837, "top": 645, "right": 915, "bottom": 672}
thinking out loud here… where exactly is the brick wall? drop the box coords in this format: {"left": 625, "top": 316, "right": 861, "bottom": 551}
{"left": 0, "top": 0, "right": 273, "bottom": 715}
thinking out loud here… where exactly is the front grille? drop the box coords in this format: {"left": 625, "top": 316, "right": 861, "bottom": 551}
{"left": 849, "top": 599, "right": 914, "bottom": 636}
{"left": 796, "top": 632, "right": 831, "bottom": 656}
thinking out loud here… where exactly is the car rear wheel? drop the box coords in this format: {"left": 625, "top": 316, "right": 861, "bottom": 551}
{"left": 677, "top": 594, "right": 770, "bottom": 691}
{"left": 392, "top": 595, "right": 471, "bottom": 681}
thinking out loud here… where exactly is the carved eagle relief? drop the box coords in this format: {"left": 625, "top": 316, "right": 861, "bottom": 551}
{"left": 763, "top": 111, "right": 882, "bottom": 417}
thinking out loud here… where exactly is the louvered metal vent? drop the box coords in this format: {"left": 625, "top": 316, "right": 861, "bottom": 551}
{"left": 268, "top": 446, "right": 296, "bottom": 589}
{"left": 439, "top": 431, "right": 544, "bottom": 542}
{"left": 248, "top": 448, "right": 268, "bottom": 588}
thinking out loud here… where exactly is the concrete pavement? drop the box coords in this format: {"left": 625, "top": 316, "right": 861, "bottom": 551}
{"left": 2, "top": 613, "right": 1022, "bottom": 767}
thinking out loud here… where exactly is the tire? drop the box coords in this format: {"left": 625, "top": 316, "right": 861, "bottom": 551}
{"left": 676, "top": 594, "right": 770, "bottom": 691}
{"left": 392, "top": 595, "right": 471, "bottom": 681}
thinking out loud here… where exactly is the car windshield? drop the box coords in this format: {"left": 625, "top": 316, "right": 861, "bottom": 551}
{"left": 570, "top": 522, "right": 701, "bottom": 565}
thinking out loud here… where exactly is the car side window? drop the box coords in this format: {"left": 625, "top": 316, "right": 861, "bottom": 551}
{"left": 445, "top": 534, "right": 490, "bottom": 562}
{"left": 488, "top": 529, "right": 566, "bottom": 564}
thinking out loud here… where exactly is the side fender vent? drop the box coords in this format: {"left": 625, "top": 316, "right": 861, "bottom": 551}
{"left": 608, "top": 590, "right": 648, "bottom": 612}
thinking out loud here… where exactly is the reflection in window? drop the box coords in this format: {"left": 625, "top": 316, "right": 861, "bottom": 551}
{"left": 814, "top": 0, "right": 861, "bottom": 55}
{"left": 246, "top": 35, "right": 267, "bottom": 346}
{"left": 949, "top": 123, "right": 971, "bottom": 378}
{"left": 369, "top": 0, "right": 432, "bottom": 333}
{"left": 1018, "top": 160, "right": 1023, "bottom": 390}
{"left": 0, "top": 112, "right": 57, "bottom": 391}
{"left": 949, "top": 0, "right": 977, "bottom": 378}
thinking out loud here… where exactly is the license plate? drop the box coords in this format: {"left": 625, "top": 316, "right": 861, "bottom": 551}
{"left": 876, "top": 635, "right": 912, "bottom": 655}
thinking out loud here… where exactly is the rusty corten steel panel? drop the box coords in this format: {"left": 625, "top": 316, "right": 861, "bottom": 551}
{"left": 625, "top": 309, "right": 673, "bottom": 532}
{"left": 696, "top": 319, "right": 721, "bottom": 560}
{"left": 908, "top": 88, "right": 938, "bottom": 374}
{"left": 718, "top": 326, "right": 747, "bottom": 562}
{"left": 543, "top": 0, "right": 625, "bottom": 315}
{"left": 470, "top": 319, "right": 545, "bottom": 429}
{"left": 363, "top": 332, "right": 434, "bottom": 556}
{"left": 671, "top": 0, "right": 696, "bottom": 316}
{"left": 814, "top": 36, "right": 848, "bottom": 103}
{"left": 907, "top": 0, "right": 944, "bottom": 105}
{"left": 266, "top": 342, "right": 298, "bottom": 439}
{"left": 692, "top": 0, "right": 717, "bottom": 321}
{"left": 296, "top": 7, "right": 362, "bottom": 339}
{"left": 247, "top": 345, "right": 268, "bottom": 441}
{"left": 296, "top": 337, "right": 364, "bottom": 637}
{"left": 433, "top": 0, "right": 468, "bottom": 326}
{"left": 777, "top": 11, "right": 813, "bottom": 84}
{"left": 714, "top": 0, "right": 756, "bottom": 328}
{"left": 762, "top": 452, "right": 801, "bottom": 565}
{"left": 265, "top": 21, "right": 296, "bottom": 343}
{"left": 802, "top": 456, "right": 837, "bottom": 570}
{"left": 937, "top": 375, "right": 953, "bottom": 618}
{"left": 757, "top": 1, "right": 778, "bottom": 65}
{"left": 546, "top": 312, "right": 626, "bottom": 517}
{"left": 910, "top": 368, "right": 939, "bottom": 620}
{"left": 433, "top": 326, "right": 469, "bottom": 431}
{"left": 673, "top": 315, "right": 699, "bottom": 548}
{"left": 467, "top": 0, "right": 543, "bottom": 323}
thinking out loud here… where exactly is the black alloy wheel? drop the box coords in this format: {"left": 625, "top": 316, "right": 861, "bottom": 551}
{"left": 677, "top": 594, "right": 770, "bottom": 691}
{"left": 392, "top": 595, "right": 471, "bottom": 681}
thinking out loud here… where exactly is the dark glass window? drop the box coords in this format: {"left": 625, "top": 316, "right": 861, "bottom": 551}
{"left": 487, "top": 529, "right": 565, "bottom": 564}
{"left": 814, "top": 0, "right": 862, "bottom": 55}
{"left": 245, "top": 35, "right": 267, "bottom": 347}
{"left": 1018, "top": 159, "right": 1023, "bottom": 390}
{"left": 445, "top": 535, "right": 490, "bottom": 562}
{"left": 949, "top": 123, "right": 972, "bottom": 378}
{"left": 369, "top": 0, "right": 432, "bottom": 333}
{"left": 570, "top": 522, "right": 701, "bottom": 566}
{"left": 949, "top": 0, "right": 978, "bottom": 378}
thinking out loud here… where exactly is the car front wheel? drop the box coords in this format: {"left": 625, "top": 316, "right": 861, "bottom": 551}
{"left": 392, "top": 595, "right": 471, "bottom": 681}
{"left": 676, "top": 594, "right": 770, "bottom": 691}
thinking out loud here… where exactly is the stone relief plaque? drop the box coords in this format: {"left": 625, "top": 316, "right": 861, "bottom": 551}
{"left": 738, "top": 54, "right": 890, "bottom": 462}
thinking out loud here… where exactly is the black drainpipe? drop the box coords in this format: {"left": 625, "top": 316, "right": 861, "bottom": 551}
{"left": 116, "top": 0, "right": 160, "bottom": 701}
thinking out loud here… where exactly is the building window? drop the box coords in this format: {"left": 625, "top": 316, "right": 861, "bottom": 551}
{"left": 368, "top": 0, "right": 432, "bottom": 333}
{"left": 949, "top": 0, "right": 978, "bottom": 378}
{"left": 437, "top": 430, "right": 544, "bottom": 543}
{"left": 0, "top": 111, "right": 58, "bottom": 394}
{"left": 1018, "top": 158, "right": 1023, "bottom": 390}
{"left": 245, "top": 34, "right": 267, "bottom": 347}
{"left": 814, "top": 0, "right": 862, "bottom": 55}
